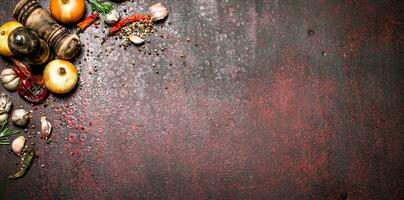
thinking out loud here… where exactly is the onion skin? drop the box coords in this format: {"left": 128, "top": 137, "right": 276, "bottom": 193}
{"left": 0, "top": 21, "right": 23, "bottom": 57}
{"left": 50, "top": 0, "right": 86, "bottom": 24}
{"left": 43, "top": 60, "right": 78, "bottom": 94}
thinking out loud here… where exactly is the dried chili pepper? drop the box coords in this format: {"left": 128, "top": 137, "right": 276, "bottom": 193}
{"left": 110, "top": 14, "right": 151, "bottom": 34}
{"left": 13, "top": 68, "right": 48, "bottom": 104}
{"left": 8, "top": 150, "right": 35, "bottom": 180}
{"left": 76, "top": 13, "right": 99, "bottom": 33}
{"left": 10, "top": 58, "right": 43, "bottom": 86}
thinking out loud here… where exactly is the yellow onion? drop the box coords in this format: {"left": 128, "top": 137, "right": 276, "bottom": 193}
{"left": 43, "top": 60, "right": 78, "bottom": 94}
{"left": 50, "top": 0, "right": 86, "bottom": 24}
{"left": 0, "top": 21, "right": 23, "bottom": 56}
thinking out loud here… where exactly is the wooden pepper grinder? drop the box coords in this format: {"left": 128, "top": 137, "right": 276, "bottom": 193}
{"left": 8, "top": 26, "right": 53, "bottom": 65}
{"left": 13, "top": 0, "right": 81, "bottom": 60}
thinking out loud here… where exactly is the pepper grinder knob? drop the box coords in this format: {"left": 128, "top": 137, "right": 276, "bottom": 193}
{"left": 8, "top": 26, "right": 53, "bottom": 65}
{"left": 14, "top": 35, "right": 24, "bottom": 45}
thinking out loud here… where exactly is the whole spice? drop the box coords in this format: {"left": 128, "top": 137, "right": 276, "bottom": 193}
{"left": 12, "top": 68, "right": 49, "bottom": 103}
{"left": 10, "top": 58, "right": 43, "bottom": 86}
{"left": 0, "top": 68, "right": 20, "bottom": 91}
{"left": 40, "top": 116, "right": 52, "bottom": 139}
{"left": 76, "top": 13, "right": 99, "bottom": 33}
{"left": 110, "top": 14, "right": 150, "bottom": 34}
{"left": 11, "top": 108, "right": 30, "bottom": 127}
{"left": 103, "top": 9, "right": 120, "bottom": 25}
{"left": 11, "top": 136, "right": 25, "bottom": 155}
{"left": 148, "top": 3, "right": 169, "bottom": 22}
{"left": 9, "top": 150, "right": 34, "bottom": 180}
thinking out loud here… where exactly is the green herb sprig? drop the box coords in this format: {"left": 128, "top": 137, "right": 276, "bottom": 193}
{"left": 87, "top": 0, "right": 113, "bottom": 15}
{"left": 0, "top": 121, "right": 19, "bottom": 145}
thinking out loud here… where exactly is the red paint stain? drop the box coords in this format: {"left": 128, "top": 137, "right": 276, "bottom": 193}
{"left": 131, "top": 122, "right": 139, "bottom": 131}
{"left": 66, "top": 115, "right": 78, "bottom": 129}
{"left": 68, "top": 133, "right": 76, "bottom": 143}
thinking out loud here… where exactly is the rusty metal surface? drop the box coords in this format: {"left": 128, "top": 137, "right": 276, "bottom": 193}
{"left": 0, "top": 0, "right": 403, "bottom": 199}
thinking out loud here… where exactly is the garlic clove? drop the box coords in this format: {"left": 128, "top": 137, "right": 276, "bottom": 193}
{"left": 11, "top": 136, "right": 25, "bottom": 155}
{"left": 128, "top": 34, "right": 145, "bottom": 45}
{"left": 0, "top": 112, "right": 8, "bottom": 123}
{"left": 11, "top": 108, "right": 30, "bottom": 127}
{"left": 1, "top": 68, "right": 17, "bottom": 83}
{"left": 40, "top": 116, "right": 52, "bottom": 139}
{"left": 103, "top": 9, "right": 121, "bottom": 26}
{"left": 148, "top": 3, "right": 169, "bottom": 22}
{"left": 4, "top": 78, "right": 20, "bottom": 91}
{"left": 0, "top": 93, "right": 12, "bottom": 113}
{"left": 0, "top": 68, "right": 20, "bottom": 91}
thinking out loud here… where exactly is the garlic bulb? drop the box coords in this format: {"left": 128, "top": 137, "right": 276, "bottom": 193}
{"left": 11, "top": 136, "right": 25, "bottom": 155}
{"left": 148, "top": 3, "right": 169, "bottom": 22}
{"left": 40, "top": 116, "right": 52, "bottom": 139}
{"left": 0, "top": 93, "right": 12, "bottom": 113}
{"left": 0, "top": 68, "right": 20, "bottom": 91}
{"left": 11, "top": 108, "right": 30, "bottom": 127}
{"left": 103, "top": 9, "right": 120, "bottom": 25}
{"left": 128, "top": 34, "right": 145, "bottom": 45}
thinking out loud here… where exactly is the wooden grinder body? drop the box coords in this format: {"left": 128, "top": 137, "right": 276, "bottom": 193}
{"left": 13, "top": 0, "right": 81, "bottom": 60}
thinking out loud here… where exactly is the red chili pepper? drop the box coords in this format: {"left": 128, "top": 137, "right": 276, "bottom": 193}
{"left": 76, "top": 13, "right": 99, "bottom": 33}
{"left": 13, "top": 68, "right": 48, "bottom": 104}
{"left": 10, "top": 58, "right": 44, "bottom": 86}
{"left": 110, "top": 14, "right": 151, "bottom": 34}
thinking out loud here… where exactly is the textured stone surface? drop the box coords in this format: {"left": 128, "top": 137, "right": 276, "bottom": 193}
{"left": 0, "top": 0, "right": 403, "bottom": 199}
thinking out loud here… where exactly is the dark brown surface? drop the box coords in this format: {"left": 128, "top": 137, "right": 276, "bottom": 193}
{"left": 0, "top": 0, "right": 403, "bottom": 199}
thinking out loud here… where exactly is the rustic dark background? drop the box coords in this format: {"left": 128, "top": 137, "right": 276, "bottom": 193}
{"left": 0, "top": 0, "right": 403, "bottom": 199}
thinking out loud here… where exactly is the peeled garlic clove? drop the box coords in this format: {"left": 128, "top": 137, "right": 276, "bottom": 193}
{"left": 11, "top": 108, "right": 30, "bottom": 127}
{"left": 12, "top": 136, "right": 25, "bottom": 155}
{"left": 40, "top": 116, "right": 52, "bottom": 139}
{"left": 0, "top": 68, "right": 20, "bottom": 91}
{"left": 0, "top": 93, "right": 12, "bottom": 113}
{"left": 148, "top": 3, "right": 169, "bottom": 22}
{"left": 128, "top": 34, "right": 145, "bottom": 45}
